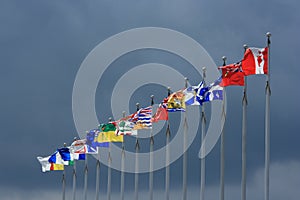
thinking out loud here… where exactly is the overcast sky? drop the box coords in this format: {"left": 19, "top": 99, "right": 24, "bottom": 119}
{"left": 0, "top": 0, "right": 299, "bottom": 200}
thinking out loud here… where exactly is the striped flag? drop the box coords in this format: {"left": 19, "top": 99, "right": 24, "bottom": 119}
{"left": 130, "top": 106, "right": 153, "bottom": 129}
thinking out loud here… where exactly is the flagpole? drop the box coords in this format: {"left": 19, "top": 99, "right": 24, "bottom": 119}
{"left": 120, "top": 111, "right": 126, "bottom": 200}
{"left": 265, "top": 32, "right": 271, "bottom": 200}
{"left": 200, "top": 67, "right": 206, "bottom": 200}
{"left": 62, "top": 142, "right": 67, "bottom": 200}
{"left": 84, "top": 135, "right": 89, "bottom": 200}
{"left": 182, "top": 78, "right": 188, "bottom": 200}
{"left": 134, "top": 103, "right": 140, "bottom": 200}
{"left": 62, "top": 166, "right": 66, "bottom": 200}
{"left": 149, "top": 95, "right": 154, "bottom": 200}
{"left": 95, "top": 143, "right": 101, "bottom": 200}
{"left": 107, "top": 117, "right": 112, "bottom": 200}
{"left": 242, "top": 44, "right": 248, "bottom": 200}
{"left": 72, "top": 138, "right": 77, "bottom": 200}
{"left": 220, "top": 56, "right": 226, "bottom": 200}
{"left": 165, "top": 88, "right": 171, "bottom": 200}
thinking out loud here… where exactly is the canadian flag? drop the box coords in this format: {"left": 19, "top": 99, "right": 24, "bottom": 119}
{"left": 242, "top": 47, "right": 268, "bottom": 76}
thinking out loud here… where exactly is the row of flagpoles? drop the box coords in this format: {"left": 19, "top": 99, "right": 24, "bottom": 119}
{"left": 37, "top": 32, "right": 271, "bottom": 200}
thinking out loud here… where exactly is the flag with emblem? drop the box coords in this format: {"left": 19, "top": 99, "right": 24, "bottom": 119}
{"left": 242, "top": 47, "right": 268, "bottom": 75}
{"left": 197, "top": 77, "right": 223, "bottom": 105}
{"left": 219, "top": 62, "right": 245, "bottom": 87}
{"left": 130, "top": 106, "right": 153, "bottom": 129}
{"left": 115, "top": 118, "right": 137, "bottom": 135}
{"left": 184, "top": 81, "right": 204, "bottom": 106}
{"left": 86, "top": 129, "right": 109, "bottom": 147}
{"left": 167, "top": 90, "right": 186, "bottom": 112}
{"left": 98, "top": 123, "right": 124, "bottom": 142}
{"left": 151, "top": 99, "right": 169, "bottom": 122}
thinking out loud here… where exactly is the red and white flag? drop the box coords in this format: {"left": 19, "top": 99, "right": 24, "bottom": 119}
{"left": 242, "top": 47, "right": 268, "bottom": 76}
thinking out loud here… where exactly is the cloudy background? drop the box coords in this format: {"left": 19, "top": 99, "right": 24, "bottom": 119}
{"left": 0, "top": 0, "right": 299, "bottom": 200}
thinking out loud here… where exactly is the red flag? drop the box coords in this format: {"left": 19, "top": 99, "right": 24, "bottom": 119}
{"left": 242, "top": 47, "right": 268, "bottom": 76}
{"left": 219, "top": 63, "right": 245, "bottom": 87}
{"left": 151, "top": 98, "right": 168, "bottom": 122}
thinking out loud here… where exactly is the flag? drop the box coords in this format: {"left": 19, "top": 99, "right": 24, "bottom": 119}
{"left": 197, "top": 77, "right": 223, "bottom": 105}
{"left": 86, "top": 129, "right": 110, "bottom": 147}
{"left": 184, "top": 81, "right": 205, "bottom": 106}
{"left": 48, "top": 150, "right": 73, "bottom": 166}
{"left": 37, "top": 156, "right": 64, "bottom": 172}
{"left": 219, "top": 62, "right": 245, "bottom": 86}
{"left": 70, "top": 139, "right": 86, "bottom": 160}
{"left": 167, "top": 90, "right": 186, "bottom": 112}
{"left": 242, "top": 47, "right": 268, "bottom": 75}
{"left": 115, "top": 118, "right": 137, "bottom": 135}
{"left": 98, "top": 123, "right": 124, "bottom": 142}
{"left": 151, "top": 99, "right": 168, "bottom": 122}
{"left": 58, "top": 147, "right": 74, "bottom": 164}
{"left": 71, "top": 139, "right": 98, "bottom": 155}
{"left": 130, "top": 106, "right": 153, "bottom": 129}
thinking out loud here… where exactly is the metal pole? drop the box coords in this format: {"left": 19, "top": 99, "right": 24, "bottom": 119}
{"left": 220, "top": 56, "right": 227, "bottom": 200}
{"left": 134, "top": 103, "right": 140, "bottom": 200}
{"left": 120, "top": 111, "right": 126, "bottom": 200}
{"left": 107, "top": 118, "right": 112, "bottom": 200}
{"left": 149, "top": 95, "right": 154, "bottom": 200}
{"left": 242, "top": 44, "right": 248, "bottom": 200}
{"left": 62, "top": 142, "right": 67, "bottom": 200}
{"left": 182, "top": 78, "right": 188, "bottom": 200}
{"left": 265, "top": 32, "right": 271, "bottom": 200}
{"left": 165, "top": 88, "right": 171, "bottom": 200}
{"left": 95, "top": 148, "right": 101, "bottom": 200}
{"left": 84, "top": 143, "right": 88, "bottom": 200}
{"left": 62, "top": 166, "right": 66, "bottom": 200}
{"left": 165, "top": 123, "right": 170, "bottom": 200}
{"left": 72, "top": 137, "right": 77, "bottom": 200}
{"left": 200, "top": 67, "right": 206, "bottom": 200}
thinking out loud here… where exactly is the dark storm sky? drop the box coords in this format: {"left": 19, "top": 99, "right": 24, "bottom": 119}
{"left": 0, "top": 0, "right": 299, "bottom": 199}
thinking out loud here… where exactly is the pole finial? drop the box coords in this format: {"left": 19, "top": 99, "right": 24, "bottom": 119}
{"left": 108, "top": 117, "right": 112, "bottom": 122}
{"left": 136, "top": 103, "right": 140, "bottom": 111}
{"left": 150, "top": 95, "right": 154, "bottom": 106}
{"left": 222, "top": 56, "right": 227, "bottom": 66}
{"left": 184, "top": 77, "right": 188, "bottom": 88}
{"left": 266, "top": 32, "right": 271, "bottom": 46}
{"left": 122, "top": 111, "right": 126, "bottom": 117}
{"left": 243, "top": 44, "right": 248, "bottom": 50}
{"left": 202, "top": 67, "right": 206, "bottom": 78}
{"left": 73, "top": 137, "right": 77, "bottom": 141}
{"left": 167, "top": 87, "right": 171, "bottom": 96}
{"left": 63, "top": 142, "right": 67, "bottom": 147}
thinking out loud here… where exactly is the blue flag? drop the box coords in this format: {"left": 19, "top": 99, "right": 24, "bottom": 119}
{"left": 197, "top": 77, "right": 223, "bottom": 105}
